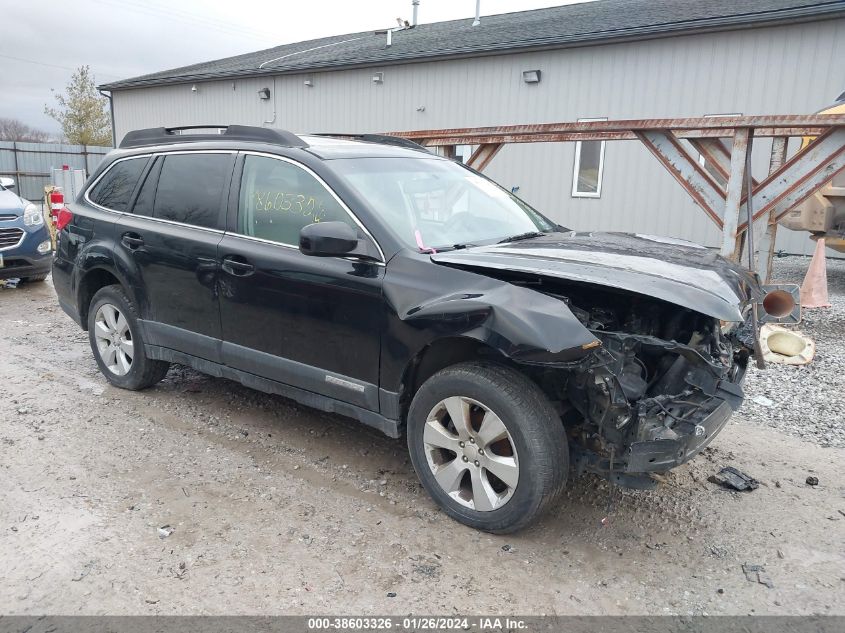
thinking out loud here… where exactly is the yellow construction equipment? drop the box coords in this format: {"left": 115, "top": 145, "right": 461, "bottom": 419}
{"left": 780, "top": 92, "right": 845, "bottom": 252}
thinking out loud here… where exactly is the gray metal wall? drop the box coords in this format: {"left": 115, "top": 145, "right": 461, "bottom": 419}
{"left": 0, "top": 142, "right": 110, "bottom": 201}
{"left": 112, "top": 18, "right": 845, "bottom": 258}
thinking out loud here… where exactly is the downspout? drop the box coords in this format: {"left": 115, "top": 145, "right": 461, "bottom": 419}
{"left": 98, "top": 88, "right": 116, "bottom": 147}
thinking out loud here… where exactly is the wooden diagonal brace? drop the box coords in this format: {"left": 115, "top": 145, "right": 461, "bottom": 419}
{"left": 466, "top": 143, "right": 503, "bottom": 172}
{"left": 636, "top": 130, "right": 726, "bottom": 228}
{"left": 737, "top": 127, "right": 845, "bottom": 233}
{"left": 688, "top": 137, "right": 760, "bottom": 190}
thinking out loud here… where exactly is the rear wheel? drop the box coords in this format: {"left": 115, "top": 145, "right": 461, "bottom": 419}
{"left": 87, "top": 285, "right": 170, "bottom": 390}
{"left": 407, "top": 362, "right": 568, "bottom": 533}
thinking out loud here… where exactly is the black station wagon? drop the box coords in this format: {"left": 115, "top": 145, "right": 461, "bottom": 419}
{"left": 53, "top": 125, "right": 794, "bottom": 532}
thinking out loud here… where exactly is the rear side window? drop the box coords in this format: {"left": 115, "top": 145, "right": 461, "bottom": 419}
{"left": 131, "top": 157, "right": 161, "bottom": 217}
{"left": 153, "top": 154, "right": 233, "bottom": 229}
{"left": 88, "top": 157, "right": 148, "bottom": 211}
{"left": 237, "top": 154, "right": 353, "bottom": 245}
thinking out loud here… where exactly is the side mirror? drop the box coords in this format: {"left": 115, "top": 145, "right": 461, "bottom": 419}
{"left": 299, "top": 221, "right": 361, "bottom": 257}
{"left": 299, "top": 221, "right": 382, "bottom": 261}
{"left": 0, "top": 176, "right": 15, "bottom": 190}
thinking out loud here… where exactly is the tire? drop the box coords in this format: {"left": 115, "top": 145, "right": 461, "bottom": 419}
{"left": 22, "top": 273, "right": 48, "bottom": 282}
{"left": 87, "top": 285, "right": 170, "bottom": 390}
{"left": 407, "top": 361, "right": 568, "bottom": 533}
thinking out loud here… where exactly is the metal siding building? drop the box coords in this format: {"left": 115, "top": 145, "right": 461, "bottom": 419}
{"left": 105, "top": 2, "right": 845, "bottom": 256}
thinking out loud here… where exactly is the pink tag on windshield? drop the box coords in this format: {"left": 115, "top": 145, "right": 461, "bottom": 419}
{"left": 415, "top": 229, "right": 437, "bottom": 254}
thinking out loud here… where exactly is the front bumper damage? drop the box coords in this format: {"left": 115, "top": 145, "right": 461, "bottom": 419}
{"left": 626, "top": 399, "right": 734, "bottom": 473}
{"left": 566, "top": 326, "right": 749, "bottom": 485}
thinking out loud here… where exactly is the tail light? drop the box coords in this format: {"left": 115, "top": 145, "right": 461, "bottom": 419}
{"left": 55, "top": 206, "right": 73, "bottom": 231}
{"left": 49, "top": 188, "right": 65, "bottom": 224}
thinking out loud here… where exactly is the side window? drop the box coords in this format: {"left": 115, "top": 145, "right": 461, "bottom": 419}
{"left": 88, "top": 157, "right": 148, "bottom": 211}
{"left": 131, "top": 156, "right": 161, "bottom": 217}
{"left": 237, "top": 155, "right": 354, "bottom": 245}
{"left": 153, "top": 154, "right": 232, "bottom": 229}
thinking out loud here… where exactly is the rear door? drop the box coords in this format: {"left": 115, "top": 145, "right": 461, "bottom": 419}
{"left": 54, "top": 155, "right": 149, "bottom": 311}
{"left": 217, "top": 152, "right": 385, "bottom": 410}
{"left": 118, "top": 151, "right": 235, "bottom": 362}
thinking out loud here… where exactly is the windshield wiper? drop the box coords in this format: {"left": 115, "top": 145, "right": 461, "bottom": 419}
{"left": 498, "top": 231, "right": 546, "bottom": 244}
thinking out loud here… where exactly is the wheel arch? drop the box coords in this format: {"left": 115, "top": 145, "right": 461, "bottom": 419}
{"left": 77, "top": 265, "right": 136, "bottom": 330}
{"left": 398, "top": 335, "right": 512, "bottom": 424}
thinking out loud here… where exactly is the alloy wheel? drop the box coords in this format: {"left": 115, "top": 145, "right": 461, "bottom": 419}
{"left": 423, "top": 396, "right": 519, "bottom": 511}
{"left": 93, "top": 303, "right": 134, "bottom": 376}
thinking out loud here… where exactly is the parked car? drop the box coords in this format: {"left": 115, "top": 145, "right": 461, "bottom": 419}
{"left": 52, "top": 125, "right": 793, "bottom": 532}
{"left": 0, "top": 177, "right": 53, "bottom": 283}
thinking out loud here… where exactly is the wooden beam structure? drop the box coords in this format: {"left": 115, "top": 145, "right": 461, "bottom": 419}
{"left": 392, "top": 114, "right": 845, "bottom": 282}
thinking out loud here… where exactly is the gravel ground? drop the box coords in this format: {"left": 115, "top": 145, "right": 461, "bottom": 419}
{"left": 1, "top": 257, "right": 843, "bottom": 615}
{"left": 738, "top": 256, "right": 845, "bottom": 447}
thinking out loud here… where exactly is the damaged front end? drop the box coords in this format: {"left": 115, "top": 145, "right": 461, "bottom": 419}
{"left": 542, "top": 288, "right": 753, "bottom": 488}
{"left": 426, "top": 232, "right": 800, "bottom": 487}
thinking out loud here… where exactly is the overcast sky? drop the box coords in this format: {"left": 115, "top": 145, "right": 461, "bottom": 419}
{"left": 1, "top": 0, "right": 585, "bottom": 135}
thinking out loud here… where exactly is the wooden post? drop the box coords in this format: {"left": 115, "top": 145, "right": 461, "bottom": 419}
{"left": 720, "top": 128, "right": 750, "bottom": 259}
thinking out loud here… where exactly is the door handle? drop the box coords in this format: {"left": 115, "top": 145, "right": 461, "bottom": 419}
{"left": 221, "top": 256, "right": 255, "bottom": 276}
{"left": 121, "top": 233, "right": 144, "bottom": 250}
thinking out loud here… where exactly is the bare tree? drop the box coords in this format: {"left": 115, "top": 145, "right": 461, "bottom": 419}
{"left": 44, "top": 65, "right": 112, "bottom": 146}
{"left": 0, "top": 118, "right": 50, "bottom": 143}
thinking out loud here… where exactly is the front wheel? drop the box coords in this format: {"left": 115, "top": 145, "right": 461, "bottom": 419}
{"left": 87, "top": 285, "right": 170, "bottom": 390}
{"left": 407, "top": 362, "right": 568, "bottom": 533}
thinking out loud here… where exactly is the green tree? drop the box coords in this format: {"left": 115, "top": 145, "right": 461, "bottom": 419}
{"left": 44, "top": 65, "right": 112, "bottom": 146}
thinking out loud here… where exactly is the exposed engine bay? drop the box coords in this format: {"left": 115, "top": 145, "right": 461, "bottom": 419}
{"left": 516, "top": 277, "right": 752, "bottom": 486}
{"left": 425, "top": 232, "right": 800, "bottom": 489}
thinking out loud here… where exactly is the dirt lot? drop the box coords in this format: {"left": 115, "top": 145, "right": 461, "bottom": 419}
{"left": 1, "top": 260, "right": 844, "bottom": 616}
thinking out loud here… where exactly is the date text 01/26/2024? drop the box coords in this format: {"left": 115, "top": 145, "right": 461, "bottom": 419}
{"left": 307, "top": 617, "right": 528, "bottom": 631}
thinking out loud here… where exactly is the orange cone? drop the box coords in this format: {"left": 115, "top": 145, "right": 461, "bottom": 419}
{"left": 800, "top": 238, "right": 831, "bottom": 308}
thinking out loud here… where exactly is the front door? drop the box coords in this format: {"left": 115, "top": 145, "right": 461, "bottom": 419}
{"left": 118, "top": 151, "right": 235, "bottom": 362}
{"left": 217, "top": 153, "right": 385, "bottom": 410}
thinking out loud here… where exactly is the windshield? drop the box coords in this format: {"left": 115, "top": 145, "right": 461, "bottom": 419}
{"left": 332, "top": 157, "right": 556, "bottom": 250}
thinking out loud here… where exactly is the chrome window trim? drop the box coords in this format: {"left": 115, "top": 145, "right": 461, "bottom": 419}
{"left": 0, "top": 228, "right": 26, "bottom": 252}
{"left": 225, "top": 231, "right": 385, "bottom": 267}
{"left": 119, "top": 212, "right": 226, "bottom": 235}
{"left": 83, "top": 149, "right": 385, "bottom": 256}
{"left": 238, "top": 151, "right": 386, "bottom": 263}
{"left": 83, "top": 154, "right": 153, "bottom": 214}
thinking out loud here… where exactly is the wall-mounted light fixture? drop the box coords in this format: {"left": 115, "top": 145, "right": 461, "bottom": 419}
{"left": 191, "top": 84, "right": 198, "bottom": 93}
{"left": 303, "top": 77, "right": 314, "bottom": 87}
{"left": 522, "top": 70, "right": 541, "bottom": 84}
{"left": 258, "top": 87, "right": 271, "bottom": 100}
{"left": 372, "top": 72, "right": 384, "bottom": 84}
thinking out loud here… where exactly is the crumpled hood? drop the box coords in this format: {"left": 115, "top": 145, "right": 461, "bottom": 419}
{"left": 0, "top": 188, "right": 23, "bottom": 215}
{"left": 430, "top": 231, "right": 761, "bottom": 322}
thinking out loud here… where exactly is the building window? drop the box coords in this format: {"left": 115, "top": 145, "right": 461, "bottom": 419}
{"left": 571, "top": 117, "right": 606, "bottom": 198}
{"left": 455, "top": 145, "right": 473, "bottom": 164}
